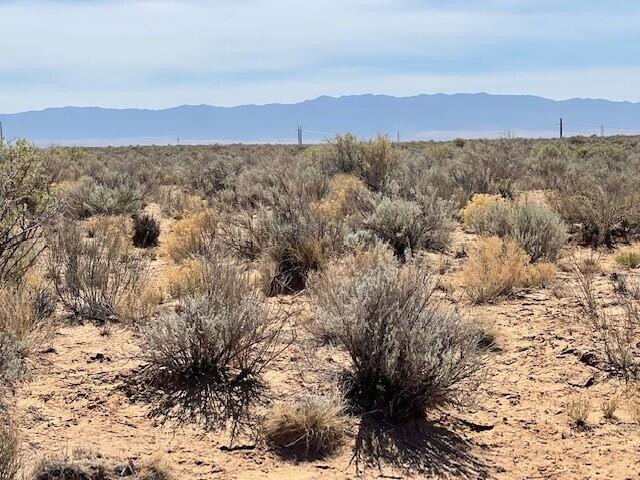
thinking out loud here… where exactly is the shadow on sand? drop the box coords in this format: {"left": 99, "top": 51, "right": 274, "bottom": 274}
{"left": 351, "top": 415, "right": 489, "bottom": 479}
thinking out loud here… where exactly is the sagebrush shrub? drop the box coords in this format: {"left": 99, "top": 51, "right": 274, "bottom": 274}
{"left": 265, "top": 392, "right": 348, "bottom": 457}
{"left": 365, "top": 196, "right": 454, "bottom": 258}
{"left": 551, "top": 173, "right": 639, "bottom": 247}
{"left": 510, "top": 204, "right": 567, "bottom": 262}
{"left": 132, "top": 213, "right": 160, "bottom": 248}
{"left": 309, "top": 245, "right": 485, "bottom": 422}
{"left": 462, "top": 196, "right": 566, "bottom": 262}
{"left": 142, "top": 256, "right": 286, "bottom": 385}
{"left": 324, "top": 134, "right": 400, "bottom": 191}
{"left": 0, "top": 141, "right": 54, "bottom": 283}
{"left": 47, "top": 220, "right": 155, "bottom": 323}
{"left": 0, "top": 332, "right": 24, "bottom": 386}
{"left": 64, "top": 171, "right": 146, "bottom": 219}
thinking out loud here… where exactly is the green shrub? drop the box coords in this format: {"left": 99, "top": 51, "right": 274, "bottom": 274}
{"left": 309, "top": 246, "right": 485, "bottom": 422}
{"left": 615, "top": 248, "right": 640, "bottom": 269}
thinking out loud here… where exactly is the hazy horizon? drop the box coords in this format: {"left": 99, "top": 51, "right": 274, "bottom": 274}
{"left": 2, "top": 1, "right": 640, "bottom": 113}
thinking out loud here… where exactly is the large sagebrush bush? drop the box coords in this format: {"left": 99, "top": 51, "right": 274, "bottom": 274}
{"left": 322, "top": 134, "right": 400, "bottom": 192}
{"left": 309, "top": 245, "right": 485, "bottom": 422}
{"left": 142, "top": 255, "right": 287, "bottom": 428}
{"left": 64, "top": 171, "right": 146, "bottom": 219}
{"left": 0, "top": 141, "right": 54, "bottom": 283}
{"left": 550, "top": 152, "right": 640, "bottom": 246}
{"left": 47, "top": 219, "right": 155, "bottom": 323}
{"left": 365, "top": 195, "right": 454, "bottom": 258}
{"left": 509, "top": 203, "right": 567, "bottom": 262}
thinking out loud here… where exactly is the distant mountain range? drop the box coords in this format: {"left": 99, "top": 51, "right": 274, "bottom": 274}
{"left": 2, "top": 93, "right": 640, "bottom": 146}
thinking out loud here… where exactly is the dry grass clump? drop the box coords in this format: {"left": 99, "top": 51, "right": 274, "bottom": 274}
{"left": 156, "top": 186, "right": 203, "bottom": 219}
{"left": 264, "top": 392, "right": 348, "bottom": 457}
{"left": 0, "top": 415, "right": 20, "bottom": 480}
{"left": 47, "top": 219, "right": 156, "bottom": 324}
{"left": 566, "top": 395, "right": 591, "bottom": 427}
{"left": 523, "top": 261, "right": 557, "bottom": 288}
{"left": 600, "top": 396, "right": 619, "bottom": 420}
{"left": 32, "top": 449, "right": 173, "bottom": 480}
{"left": 615, "top": 248, "right": 640, "bottom": 269}
{"left": 0, "top": 280, "right": 56, "bottom": 356}
{"left": 163, "top": 259, "right": 208, "bottom": 299}
{"left": 309, "top": 244, "right": 486, "bottom": 422}
{"left": 462, "top": 237, "right": 530, "bottom": 304}
{"left": 163, "top": 210, "right": 217, "bottom": 263}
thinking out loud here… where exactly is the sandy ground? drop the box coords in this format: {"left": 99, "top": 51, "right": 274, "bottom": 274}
{"left": 8, "top": 217, "right": 640, "bottom": 480}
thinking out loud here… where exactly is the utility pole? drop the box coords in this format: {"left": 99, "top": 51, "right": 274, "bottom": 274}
{"left": 559, "top": 117, "right": 563, "bottom": 139}
{"left": 0, "top": 121, "right": 3, "bottom": 141}
{"left": 601, "top": 125, "right": 605, "bottom": 137}
{"left": 297, "top": 125, "right": 303, "bottom": 146}
{"left": 397, "top": 130, "right": 400, "bottom": 143}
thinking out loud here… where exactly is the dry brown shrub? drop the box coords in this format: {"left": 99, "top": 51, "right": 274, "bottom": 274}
{"left": 459, "top": 194, "right": 507, "bottom": 232}
{"left": 164, "top": 259, "right": 208, "bottom": 299}
{"left": 0, "top": 415, "right": 20, "bottom": 480}
{"left": 572, "top": 253, "right": 640, "bottom": 380}
{"left": 524, "top": 261, "right": 557, "bottom": 288}
{"left": 163, "top": 210, "right": 218, "bottom": 263}
{"left": 462, "top": 237, "right": 530, "bottom": 304}
{"left": 312, "top": 174, "right": 372, "bottom": 223}
{"left": 47, "top": 219, "right": 156, "bottom": 324}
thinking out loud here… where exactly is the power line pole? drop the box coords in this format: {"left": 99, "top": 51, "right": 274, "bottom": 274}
{"left": 396, "top": 130, "right": 400, "bottom": 143}
{"left": 297, "top": 125, "right": 303, "bottom": 146}
{"left": 559, "top": 117, "right": 563, "bottom": 139}
{"left": 601, "top": 125, "right": 605, "bottom": 137}
{"left": 0, "top": 122, "right": 3, "bottom": 141}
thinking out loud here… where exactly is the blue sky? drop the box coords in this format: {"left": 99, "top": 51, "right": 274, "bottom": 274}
{"left": 1, "top": 0, "right": 639, "bottom": 112}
